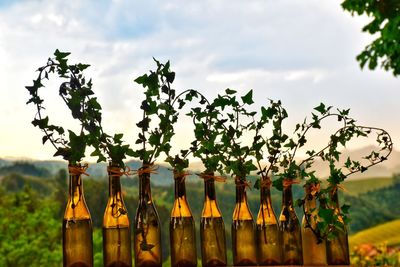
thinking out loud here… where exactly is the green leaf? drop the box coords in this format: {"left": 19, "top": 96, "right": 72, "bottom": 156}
{"left": 341, "top": 204, "right": 351, "bottom": 214}
{"left": 241, "top": 90, "right": 254, "bottom": 105}
{"left": 225, "top": 88, "right": 237, "bottom": 95}
{"left": 314, "top": 103, "right": 326, "bottom": 114}
{"left": 134, "top": 74, "right": 148, "bottom": 85}
{"left": 54, "top": 49, "right": 70, "bottom": 60}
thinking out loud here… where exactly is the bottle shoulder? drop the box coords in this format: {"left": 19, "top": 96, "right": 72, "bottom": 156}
{"left": 64, "top": 196, "right": 91, "bottom": 220}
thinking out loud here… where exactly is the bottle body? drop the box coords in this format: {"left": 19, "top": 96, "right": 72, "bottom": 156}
{"left": 103, "top": 163, "right": 132, "bottom": 267}
{"left": 256, "top": 180, "right": 282, "bottom": 265}
{"left": 63, "top": 164, "right": 93, "bottom": 267}
{"left": 170, "top": 171, "right": 197, "bottom": 267}
{"left": 232, "top": 179, "right": 257, "bottom": 266}
{"left": 326, "top": 189, "right": 350, "bottom": 265}
{"left": 200, "top": 175, "right": 227, "bottom": 267}
{"left": 279, "top": 180, "right": 303, "bottom": 265}
{"left": 301, "top": 183, "right": 327, "bottom": 266}
{"left": 134, "top": 171, "right": 162, "bottom": 267}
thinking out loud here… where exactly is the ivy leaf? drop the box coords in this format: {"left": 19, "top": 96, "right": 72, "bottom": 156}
{"left": 254, "top": 178, "right": 261, "bottom": 190}
{"left": 134, "top": 74, "right": 148, "bottom": 85}
{"left": 314, "top": 103, "right": 326, "bottom": 114}
{"left": 225, "top": 88, "right": 237, "bottom": 95}
{"left": 165, "top": 72, "right": 175, "bottom": 83}
{"left": 241, "top": 90, "right": 254, "bottom": 105}
{"left": 136, "top": 118, "right": 150, "bottom": 131}
{"left": 54, "top": 49, "right": 71, "bottom": 60}
{"left": 341, "top": 204, "right": 351, "bottom": 214}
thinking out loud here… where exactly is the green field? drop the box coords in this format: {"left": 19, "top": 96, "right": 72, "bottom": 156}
{"left": 342, "top": 177, "right": 394, "bottom": 196}
{"left": 350, "top": 219, "right": 400, "bottom": 247}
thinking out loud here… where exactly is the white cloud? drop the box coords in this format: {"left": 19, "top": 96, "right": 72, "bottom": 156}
{"left": 0, "top": 0, "right": 399, "bottom": 160}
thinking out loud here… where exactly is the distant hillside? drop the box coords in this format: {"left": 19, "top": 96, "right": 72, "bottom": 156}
{"left": 350, "top": 219, "right": 400, "bottom": 247}
{"left": 0, "top": 158, "right": 179, "bottom": 186}
{"left": 0, "top": 161, "right": 50, "bottom": 178}
{"left": 342, "top": 177, "right": 394, "bottom": 196}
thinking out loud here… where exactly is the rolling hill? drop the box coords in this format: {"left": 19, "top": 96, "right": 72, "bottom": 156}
{"left": 350, "top": 219, "right": 400, "bottom": 247}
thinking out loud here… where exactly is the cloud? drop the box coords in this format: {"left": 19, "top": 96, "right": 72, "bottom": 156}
{"left": 0, "top": 0, "right": 399, "bottom": 160}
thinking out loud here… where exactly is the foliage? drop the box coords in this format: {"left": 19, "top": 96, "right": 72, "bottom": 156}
{"left": 133, "top": 59, "right": 178, "bottom": 167}
{"left": 26, "top": 49, "right": 134, "bottom": 166}
{"left": 308, "top": 124, "right": 393, "bottom": 241}
{"left": 341, "top": 0, "right": 400, "bottom": 76}
{"left": 26, "top": 49, "right": 93, "bottom": 163}
{"left": 0, "top": 187, "right": 62, "bottom": 267}
{"left": 210, "top": 89, "right": 260, "bottom": 179}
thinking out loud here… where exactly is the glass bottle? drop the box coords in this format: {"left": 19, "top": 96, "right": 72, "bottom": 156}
{"left": 256, "top": 177, "right": 282, "bottom": 265}
{"left": 232, "top": 178, "right": 257, "bottom": 266}
{"left": 103, "top": 163, "right": 132, "bottom": 267}
{"left": 326, "top": 188, "right": 350, "bottom": 265}
{"left": 133, "top": 166, "right": 162, "bottom": 267}
{"left": 279, "top": 179, "right": 303, "bottom": 265}
{"left": 301, "top": 183, "right": 327, "bottom": 266}
{"left": 200, "top": 172, "right": 227, "bottom": 267}
{"left": 63, "top": 163, "right": 93, "bottom": 267}
{"left": 170, "top": 170, "right": 197, "bottom": 267}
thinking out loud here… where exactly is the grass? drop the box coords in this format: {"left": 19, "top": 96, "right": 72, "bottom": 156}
{"left": 349, "top": 219, "right": 400, "bottom": 248}
{"left": 342, "top": 177, "right": 394, "bottom": 196}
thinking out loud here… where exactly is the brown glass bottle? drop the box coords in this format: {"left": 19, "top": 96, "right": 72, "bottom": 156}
{"left": 279, "top": 179, "right": 303, "bottom": 265}
{"left": 200, "top": 173, "right": 227, "bottom": 267}
{"left": 326, "top": 189, "right": 350, "bottom": 265}
{"left": 301, "top": 183, "right": 327, "bottom": 266}
{"left": 256, "top": 177, "right": 282, "bottom": 265}
{"left": 133, "top": 168, "right": 162, "bottom": 267}
{"left": 63, "top": 163, "right": 93, "bottom": 267}
{"left": 103, "top": 163, "right": 132, "bottom": 267}
{"left": 232, "top": 178, "right": 257, "bottom": 266}
{"left": 170, "top": 171, "right": 197, "bottom": 267}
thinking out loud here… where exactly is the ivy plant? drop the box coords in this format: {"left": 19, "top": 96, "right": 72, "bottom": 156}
{"left": 26, "top": 49, "right": 93, "bottom": 164}
{"left": 253, "top": 99, "right": 289, "bottom": 189}
{"left": 307, "top": 125, "right": 393, "bottom": 242}
{"left": 272, "top": 103, "right": 360, "bottom": 190}
{"left": 164, "top": 88, "right": 209, "bottom": 174}
{"left": 26, "top": 49, "right": 134, "bottom": 167}
{"left": 209, "top": 89, "right": 260, "bottom": 182}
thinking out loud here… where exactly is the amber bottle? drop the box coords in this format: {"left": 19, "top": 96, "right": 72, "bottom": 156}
{"left": 63, "top": 163, "right": 93, "bottom": 267}
{"left": 232, "top": 178, "right": 257, "bottom": 266}
{"left": 200, "top": 173, "right": 227, "bottom": 267}
{"left": 301, "top": 183, "right": 327, "bottom": 266}
{"left": 279, "top": 179, "right": 303, "bottom": 265}
{"left": 170, "top": 170, "right": 197, "bottom": 267}
{"left": 326, "top": 189, "right": 350, "bottom": 265}
{"left": 133, "top": 167, "right": 162, "bottom": 267}
{"left": 103, "top": 163, "right": 132, "bottom": 267}
{"left": 256, "top": 177, "right": 282, "bottom": 265}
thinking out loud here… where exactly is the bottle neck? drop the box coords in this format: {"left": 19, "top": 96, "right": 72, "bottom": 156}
{"left": 204, "top": 179, "right": 216, "bottom": 200}
{"left": 260, "top": 185, "right": 272, "bottom": 205}
{"left": 330, "top": 189, "right": 340, "bottom": 210}
{"left": 108, "top": 175, "right": 122, "bottom": 199}
{"left": 139, "top": 173, "right": 152, "bottom": 202}
{"left": 235, "top": 183, "right": 247, "bottom": 204}
{"left": 304, "top": 183, "right": 318, "bottom": 212}
{"left": 69, "top": 174, "right": 83, "bottom": 200}
{"left": 282, "top": 185, "right": 294, "bottom": 208}
{"left": 174, "top": 175, "right": 186, "bottom": 199}
{"left": 304, "top": 194, "right": 317, "bottom": 212}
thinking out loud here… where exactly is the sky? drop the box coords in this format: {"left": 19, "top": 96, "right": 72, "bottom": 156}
{"left": 0, "top": 0, "right": 399, "bottom": 162}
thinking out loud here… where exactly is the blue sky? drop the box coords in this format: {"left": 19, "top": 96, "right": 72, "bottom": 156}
{"left": 0, "top": 0, "right": 399, "bottom": 162}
